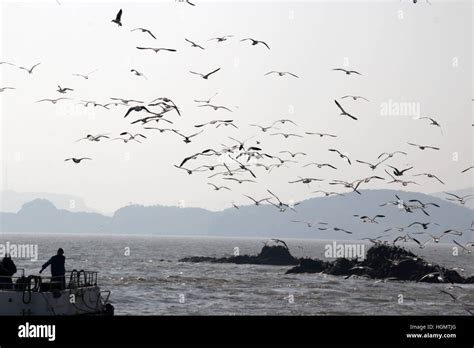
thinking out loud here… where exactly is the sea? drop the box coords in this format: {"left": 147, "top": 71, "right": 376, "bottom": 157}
{"left": 1, "top": 233, "right": 473, "bottom": 315}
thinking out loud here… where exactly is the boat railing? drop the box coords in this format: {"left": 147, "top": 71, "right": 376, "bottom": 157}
{"left": 0, "top": 270, "right": 99, "bottom": 292}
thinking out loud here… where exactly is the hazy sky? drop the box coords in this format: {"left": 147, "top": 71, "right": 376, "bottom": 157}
{"left": 0, "top": 0, "right": 472, "bottom": 214}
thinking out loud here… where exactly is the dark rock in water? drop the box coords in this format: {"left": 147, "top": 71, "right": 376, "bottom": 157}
{"left": 286, "top": 243, "right": 474, "bottom": 284}
{"left": 179, "top": 245, "right": 300, "bottom": 266}
{"left": 180, "top": 242, "right": 473, "bottom": 284}
{"left": 286, "top": 258, "right": 328, "bottom": 274}
{"left": 256, "top": 245, "right": 299, "bottom": 265}
{"left": 327, "top": 258, "right": 359, "bottom": 276}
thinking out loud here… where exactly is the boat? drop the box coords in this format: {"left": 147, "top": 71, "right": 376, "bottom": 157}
{"left": 0, "top": 269, "right": 114, "bottom": 316}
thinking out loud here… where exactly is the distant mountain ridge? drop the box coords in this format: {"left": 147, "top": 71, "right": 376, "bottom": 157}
{"left": 0, "top": 190, "right": 98, "bottom": 214}
{"left": 1, "top": 189, "right": 473, "bottom": 242}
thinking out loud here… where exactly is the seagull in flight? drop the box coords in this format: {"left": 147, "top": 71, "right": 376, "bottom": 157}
{"left": 110, "top": 97, "right": 143, "bottom": 105}
{"left": 113, "top": 137, "right": 142, "bottom": 144}
{"left": 279, "top": 151, "right": 306, "bottom": 158}
{"left": 266, "top": 189, "right": 293, "bottom": 211}
{"left": 419, "top": 116, "right": 441, "bottom": 128}
{"left": 185, "top": 38, "right": 205, "bottom": 50}
{"left": 177, "top": 149, "right": 220, "bottom": 168}
{"left": 453, "top": 240, "right": 473, "bottom": 254}
{"left": 429, "top": 230, "right": 463, "bottom": 243}
{"left": 333, "top": 227, "right": 353, "bottom": 234}
{"left": 172, "top": 129, "right": 204, "bottom": 144}
{"left": 194, "top": 93, "right": 218, "bottom": 104}
{"left": 243, "top": 194, "right": 270, "bottom": 206}
{"left": 111, "top": 9, "right": 123, "bottom": 26}
{"left": 272, "top": 119, "right": 298, "bottom": 127}
{"left": 65, "top": 157, "right": 92, "bottom": 163}
{"left": 119, "top": 132, "right": 147, "bottom": 142}
{"left": 57, "top": 85, "right": 73, "bottom": 94}
{"left": 76, "top": 134, "right": 110, "bottom": 142}
{"left": 444, "top": 192, "right": 474, "bottom": 205}
{"left": 385, "top": 170, "right": 419, "bottom": 187}
{"left": 341, "top": 95, "right": 369, "bottom": 102}
{"left": 406, "top": 222, "right": 432, "bottom": 230}
{"left": 124, "top": 105, "right": 159, "bottom": 118}
{"left": 228, "top": 157, "right": 257, "bottom": 178}
{"left": 189, "top": 68, "right": 221, "bottom": 79}
{"left": 407, "top": 142, "right": 440, "bottom": 151}
{"left": 148, "top": 97, "right": 180, "bottom": 115}
{"left": 387, "top": 165, "right": 413, "bottom": 176}
{"left": 461, "top": 166, "right": 474, "bottom": 173}
{"left": 250, "top": 124, "right": 279, "bottom": 133}
{"left": 222, "top": 177, "right": 256, "bottom": 184}
{"left": 264, "top": 71, "right": 299, "bottom": 78}
{"left": 144, "top": 127, "right": 174, "bottom": 135}
{"left": 131, "top": 27, "right": 156, "bottom": 39}
{"left": 329, "top": 180, "right": 363, "bottom": 194}
{"left": 130, "top": 69, "right": 147, "bottom": 79}
{"left": 197, "top": 104, "right": 232, "bottom": 112}
{"left": 207, "top": 183, "right": 230, "bottom": 191}
{"left": 305, "top": 132, "right": 337, "bottom": 138}
{"left": 173, "top": 165, "right": 204, "bottom": 175}
{"left": 136, "top": 47, "right": 177, "bottom": 53}
{"left": 36, "top": 97, "right": 71, "bottom": 104}
{"left": 240, "top": 38, "right": 270, "bottom": 49}
{"left": 332, "top": 68, "right": 362, "bottom": 76}
{"left": 409, "top": 236, "right": 431, "bottom": 250}
{"left": 304, "top": 163, "right": 337, "bottom": 169}
{"left": 413, "top": 173, "right": 445, "bottom": 184}
{"left": 72, "top": 69, "right": 98, "bottom": 80}
{"left": 407, "top": 0, "right": 432, "bottom": 6}
{"left": 270, "top": 132, "right": 302, "bottom": 139}
{"left": 288, "top": 177, "right": 323, "bottom": 184}
{"left": 377, "top": 151, "right": 407, "bottom": 160}
{"left": 328, "top": 148, "right": 351, "bottom": 165}
{"left": 195, "top": 120, "right": 236, "bottom": 128}
{"left": 18, "top": 62, "right": 41, "bottom": 74}
{"left": 355, "top": 158, "right": 388, "bottom": 170}
{"left": 0, "top": 87, "right": 15, "bottom": 93}
{"left": 334, "top": 100, "right": 357, "bottom": 120}
{"left": 227, "top": 136, "right": 255, "bottom": 151}
{"left": 312, "top": 191, "right": 344, "bottom": 197}
{"left": 208, "top": 35, "right": 233, "bottom": 42}
{"left": 353, "top": 214, "right": 385, "bottom": 224}
{"left": 132, "top": 116, "right": 173, "bottom": 125}
{"left": 268, "top": 239, "right": 289, "bottom": 249}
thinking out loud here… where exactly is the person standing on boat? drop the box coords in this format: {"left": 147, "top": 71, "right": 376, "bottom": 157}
{"left": 40, "top": 248, "right": 66, "bottom": 290}
{"left": 0, "top": 255, "right": 17, "bottom": 290}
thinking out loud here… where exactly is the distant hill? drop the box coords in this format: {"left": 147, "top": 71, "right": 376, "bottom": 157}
{"left": 0, "top": 190, "right": 97, "bottom": 214}
{"left": 0, "top": 199, "right": 109, "bottom": 233}
{"left": 1, "top": 189, "right": 473, "bottom": 242}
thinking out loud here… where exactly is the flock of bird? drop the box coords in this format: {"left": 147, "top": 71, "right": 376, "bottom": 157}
{"left": 0, "top": 3, "right": 472, "bottom": 257}
{"left": 0, "top": 0, "right": 472, "bottom": 318}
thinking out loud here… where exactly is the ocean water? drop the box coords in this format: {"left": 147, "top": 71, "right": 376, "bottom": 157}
{"left": 1, "top": 233, "right": 473, "bottom": 315}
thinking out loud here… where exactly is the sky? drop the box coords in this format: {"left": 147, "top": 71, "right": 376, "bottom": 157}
{"left": 0, "top": 0, "right": 472, "bottom": 214}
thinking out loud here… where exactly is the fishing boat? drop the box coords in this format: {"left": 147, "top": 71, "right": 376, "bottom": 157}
{"left": 0, "top": 269, "right": 114, "bottom": 316}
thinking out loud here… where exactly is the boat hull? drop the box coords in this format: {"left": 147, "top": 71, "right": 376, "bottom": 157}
{"left": 0, "top": 286, "right": 112, "bottom": 316}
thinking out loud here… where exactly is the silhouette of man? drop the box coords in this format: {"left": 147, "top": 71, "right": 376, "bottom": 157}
{"left": 40, "top": 248, "right": 66, "bottom": 290}
{"left": 0, "top": 255, "right": 17, "bottom": 290}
